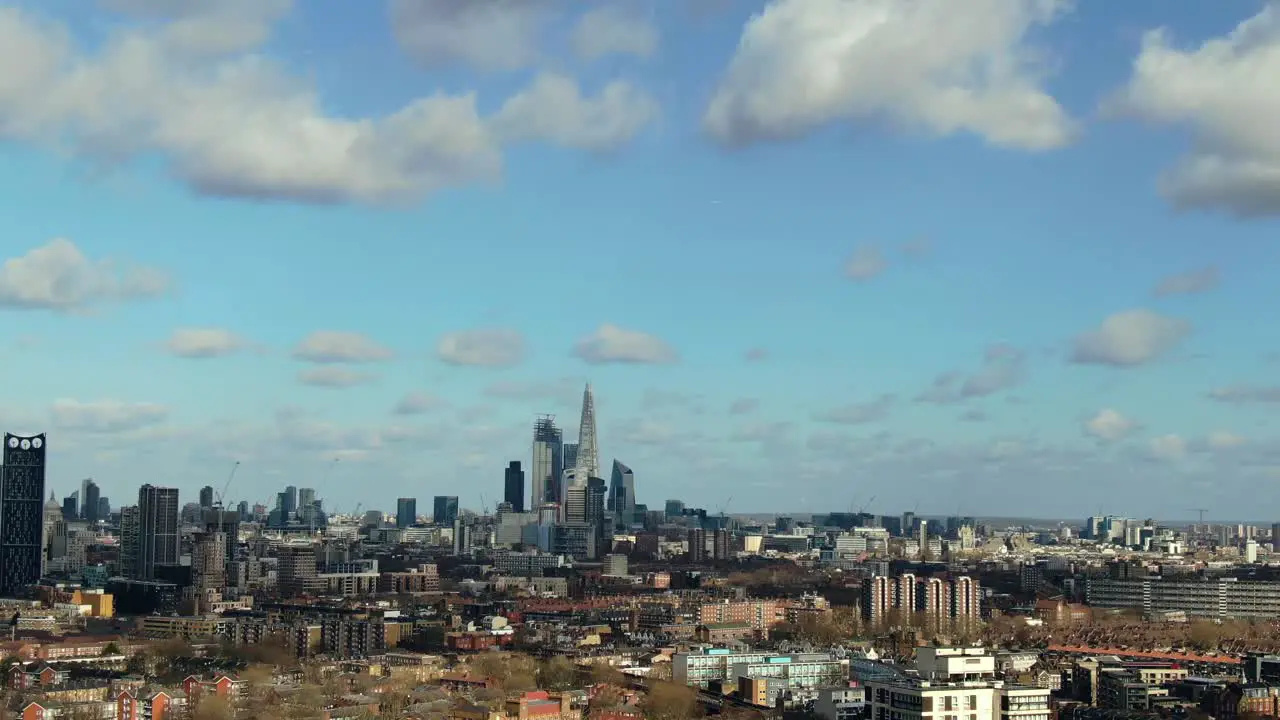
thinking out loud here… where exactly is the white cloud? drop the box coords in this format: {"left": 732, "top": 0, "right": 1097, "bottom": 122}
{"left": 437, "top": 329, "right": 526, "bottom": 367}
{"left": 393, "top": 392, "right": 441, "bottom": 416}
{"left": 704, "top": 0, "right": 1075, "bottom": 149}
{"left": 164, "top": 327, "right": 244, "bottom": 358}
{"left": 292, "top": 331, "right": 393, "bottom": 364}
{"left": 492, "top": 73, "right": 658, "bottom": 152}
{"left": 50, "top": 398, "right": 169, "bottom": 433}
{"left": 1153, "top": 266, "right": 1220, "bottom": 297}
{"left": 813, "top": 395, "right": 893, "bottom": 425}
{"left": 1083, "top": 408, "right": 1136, "bottom": 443}
{"left": 845, "top": 245, "right": 886, "bottom": 281}
{"left": 388, "top": 0, "right": 551, "bottom": 71}
{"left": 1207, "top": 430, "right": 1247, "bottom": 450}
{"left": 0, "top": 238, "right": 169, "bottom": 312}
{"left": 1148, "top": 433, "right": 1188, "bottom": 462}
{"left": 297, "top": 367, "right": 375, "bottom": 388}
{"left": 0, "top": 6, "right": 503, "bottom": 206}
{"left": 572, "top": 5, "right": 659, "bottom": 60}
{"left": 1070, "top": 309, "right": 1190, "bottom": 367}
{"left": 572, "top": 324, "right": 678, "bottom": 365}
{"left": 917, "top": 345, "right": 1026, "bottom": 403}
{"left": 1109, "top": 6, "right": 1280, "bottom": 216}
{"left": 1208, "top": 385, "right": 1280, "bottom": 404}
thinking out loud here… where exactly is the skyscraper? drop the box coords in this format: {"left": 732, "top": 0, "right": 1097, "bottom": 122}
{"left": 136, "top": 485, "right": 180, "bottom": 579}
{"left": 609, "top": 459, "right": 635, "bottom": 526}
{"left": 561, "top": 443, "right": 579, "bottom": 476}
{"left": 83, "top": 480, "right": 100, "bottom": 523}
{"left": 61, "top": 492, "right": 77, "bottom": 521}
{"left": 433, "top": 496, "right": 459, "bottom": 526}
{"left": 283, "top": 486, "right": 298, "bottom": 519}
{"left": 575, "top": 384, "right": 600, "bottom": 479}
{"left": 119, "top": 506, "right": 139, "bottom": 578}
{"left": 504, "top": 462, "right": 525, "bottom": 512}
{"left": 531, "top": 416, "right": 563, "bottom": 510}
{"left": 1, "top": 433, "right": 48, "bottom": 595}
{"left": 396, "top": 498, "right": 417, "bottom": 529}
{"left": 199, "top": 485, "right": 214, "bottom": 508}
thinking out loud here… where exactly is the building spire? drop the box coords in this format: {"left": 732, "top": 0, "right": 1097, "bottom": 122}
{"left": 576, "top": 383, "right": 600, "bottom": 479}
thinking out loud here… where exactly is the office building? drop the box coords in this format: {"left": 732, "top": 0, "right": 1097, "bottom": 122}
{"left": 83, "top": 479, "right": 100, "bottom": 522}
{"left": 136, "top": 485, "right": 180, "bottom": 580}
{"left": 283, "top": 485, "right": 298, "bottom": 519}
{"left": 504, "top": 461, "right": 525, "bottom": 513}
{"left": 119, "top": 506, "right": 139, "bottom": 578}
{"left": 866, "top": 647, "right": 1050, "bottom": 720}
{"left": 1, "top": 433, "right": 49, "bottom": 595}
{"left": 199, "top": 485, "right": 214, "bottom": 509}
{"left": 531, "top": 416, "right": 563, "bottom": 509}
{"left": 433, "top": 496, "right": 459, "bottom": 526}
{"left": 561, "top": 443, "right": 579, "bottom": 477}
{"left": 609, "top": 460, "right": 635, "bottom": 527}
{"left": 396, "top": 498, "right": 416, "bottom": 529}
{"left": 61, "top": 492, "right": 77, "bottom": 521}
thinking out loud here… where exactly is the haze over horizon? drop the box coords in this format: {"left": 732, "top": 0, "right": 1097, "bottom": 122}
{"left": 1, "top": 0, "right": 1277, "bottom": 518}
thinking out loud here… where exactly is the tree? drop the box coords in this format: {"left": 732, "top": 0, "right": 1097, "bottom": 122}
{"left": 539, "top": 656, "right": 578, "bottom": 691}
{"left": 191, "top": 696, "right": 235, "bottom": 720}
{"left": 1188, "top": 621, "right": 1222, "bottom": 651}
{"left": 642, "top": 681, "right": 702, "bottom": 720}
{"left": 101, "top": 643, "right": 121, "bottom": 657}
{"left": 591, "top": 663, "right": 627, "bottom": 687}
{"left": 470, "top": 653, "right": 537, "bottom": 691}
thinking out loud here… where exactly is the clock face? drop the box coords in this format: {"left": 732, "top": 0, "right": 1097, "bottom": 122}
{"left": 6, "top": 437, "right": 16, "bottom": 449}
{"left": 19, "top": 439, "right": 30, "bottom": 450}
{"left": 30, "top": 438, "right": 41, "bottom": 449}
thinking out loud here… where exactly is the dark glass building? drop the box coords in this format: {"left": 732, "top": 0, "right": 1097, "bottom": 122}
{"left": 396, "top": 498, "right": 416, "bottom": 529}
{"left": 503, "top": 462, "right": 525, "bottom": 513}
{"left": 433, "top": 496, "right": 459, "bottom": 526}
{"left": 1, "top": 433, "right": 48, "bottom": 595}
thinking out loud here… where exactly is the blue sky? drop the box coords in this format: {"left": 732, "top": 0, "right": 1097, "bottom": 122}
{"left": 1, "top": 0, "right": 1279, "bottom": 520}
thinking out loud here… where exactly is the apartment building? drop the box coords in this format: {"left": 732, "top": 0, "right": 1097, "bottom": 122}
{"left": 673, "top": 648, "right": 846, "bottom": 689}
{"left": 861, "top": 574, "right": 982, "bottom": 625}
{"left": 866, "top": 647, "right": 1049, "bottom": 720}
{"left": 1086, "top": 576, "right": 1280, "bottom": 619}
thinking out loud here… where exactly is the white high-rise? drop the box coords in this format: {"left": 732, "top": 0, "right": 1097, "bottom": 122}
{"left": 575, "top": 384, "right": 600, "bottom": 479}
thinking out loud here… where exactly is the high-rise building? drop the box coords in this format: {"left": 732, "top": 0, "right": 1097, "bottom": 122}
{"left": 396, "top": 498, "right": 417, "bottom": 529}
{"left": 531, "top": 416, "right": 563, "bottom": 510}
{"left": 237, "top": 500, "right": 250, "bottom": 518}
{"left": 202, "top": 508, "right": 240, "bottom": 563}
{"left": 119, "top": 506, "right": 139, "bottom": 578}
{"left": 609, "top": 460, "right": 635, "bottom": 526}
{"left": 504, "top": 462, "right": 525, "bottom": 512}
{"left": 561, "top": 443, "right": 579, "bottom": 476}
{"left": 199, "top": 485, "right": 214, "bottom": 509}
{"left": 136, "top": 485, "right": 180, "bottom": 579}
{"left": 83, "top": 480, "right": 100, "bottom": 523}
{"left": 277, "top": 544, "right": 318, "bottom": 597}
{"left": 1, "top": 433, "right": 48, "bottom": 595}
{"left": 433, "top": 496, "right": 459, "bottom": 526}
{"left": 283, "top": 486, "right": 298, "bottom": 519}
{"left": 61, "top": 492, "right": 77, "bottom": 521}
{"left": 575, "top": 384, "right": 600, "bottom": 479}
{"left": 98, "top": 496, "right": 110, "bottom": 520}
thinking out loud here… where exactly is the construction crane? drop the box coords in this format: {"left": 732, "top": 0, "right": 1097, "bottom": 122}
{"left": 856, "top": 495, "right": 876, "bottom": 515}
{"left": 214, "top": 461, "right": 240, "bottom": 530}
{"left": 1189, "top": 508, "right": 1208, "bottom": 523}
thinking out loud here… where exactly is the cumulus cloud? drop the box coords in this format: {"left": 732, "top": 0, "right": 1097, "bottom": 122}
{"left": 704, "top": 0, "right": 1075, "bottom": 149}
{"left": 1083, "top": 409, "right": 1137, "bottom": 442}
{"left": 388, "top": 0, "right": 551, "bottom": 71}
{"left": 845, "top": 245, "right": 887, "bottom": 281}
{"left": 1208, "top": 385, "right": 1280, "bottom": 404}
{"left": 1108, "top": 5, "right": 1280, "bottom": 216}
{"left": 492, "top": 73, "right": 658, "bottom": 152}
{"left": 50, "top": 398, "right": 169, "bottom": 433}
{"left": 1148, "top": 433, "right": 1188, "bottom": 462}
{"left": 917, "top": 345, "right": 1027, "bottom": 403}
{"left": 437, "top": 329, "right": 526, "bottom": 367}
{"left": 0, "top": 239, "right": 169, "bottom": 312}
{"left": 393, "top": 392, "right": 440, "bottom": 416}
{"left": 1207, "top": 430, "right": 1247, "bottom": 450}
{"left": 164, "top": 327, "right": 244, "bottom": 358}
{"left": 292, "top": 331, "right": 393, "bottom": 364}
{"left": 1070, "top": 309, "right": 1190, "bottom": 367}
{"left": 297, "top": 367, "right": 375, "bottom": 388}
{"left": 572, "top": 324, "right": 677, "bottom": 365}
{"left": 813, "top": 394, "right": 893, "bottom": 425}
{"left": 1153, "top": 266, "right": 1219, "bottom": 297}
{"left": 572, "top": 5, "right": 659, "bottom": 60}
{"left": 0, "top": 4, "right": 651, "bottom": 206}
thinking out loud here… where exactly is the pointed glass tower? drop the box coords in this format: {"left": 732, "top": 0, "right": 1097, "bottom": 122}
{"left": 576, "top": 383, "right": 600, "bottom": 479}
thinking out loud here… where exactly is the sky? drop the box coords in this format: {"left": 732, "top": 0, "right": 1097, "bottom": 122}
{"left": 1, "top": 0, "right": 1279, "bottom": 521}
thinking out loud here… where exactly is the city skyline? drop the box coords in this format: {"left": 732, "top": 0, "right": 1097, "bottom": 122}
{"left": 1, "top": 1, "right": 1279, "bottom": 516}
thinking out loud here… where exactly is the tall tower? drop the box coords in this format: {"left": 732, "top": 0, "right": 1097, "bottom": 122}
{"left": 1, "top": 433, "right": 48, "bottom": 595}
{"left": 576, "top": 384, "right": 600, "bottom": 480}
{"left": 531, "top": 416, "right": 563, "bottom": 510}
{"left": 137, "top": 485, "right": 180, "bottom": 579}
